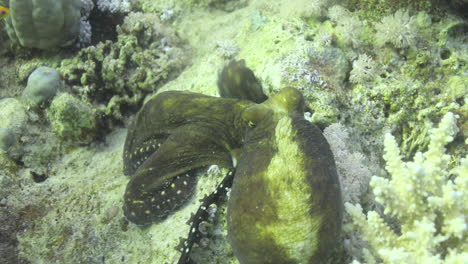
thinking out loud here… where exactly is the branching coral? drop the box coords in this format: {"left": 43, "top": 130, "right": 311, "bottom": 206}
{"left": 345, "top": 112, "right": 467, "bottom": 263}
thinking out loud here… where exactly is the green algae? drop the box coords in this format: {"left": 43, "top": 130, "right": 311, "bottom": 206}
{"left": 47, "top": 93, "right": 96, "bottom": 144}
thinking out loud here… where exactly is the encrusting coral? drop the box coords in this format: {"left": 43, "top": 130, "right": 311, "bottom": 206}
{"left": 345, "top": 112, "right": 467, "bottom": 263}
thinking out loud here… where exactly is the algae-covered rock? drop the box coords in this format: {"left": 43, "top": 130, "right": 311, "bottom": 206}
{"left": 47, "top": 93, "right": 96, "bottom": 144}
{"left": 23, "top": 66, "right": 62, "bottom": 105}
{"left": 0, "top": 98, "right": 28, "bottom": 136}
{"left": 0, "top": 127, "right": 15, "bottom": 152}
{"left": 5, "top": 0, "right": 81, "bottom": 50}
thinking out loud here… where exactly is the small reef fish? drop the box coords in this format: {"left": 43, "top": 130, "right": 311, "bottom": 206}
{"left": 0, "top": 6, "right": 9, "bottom": 19}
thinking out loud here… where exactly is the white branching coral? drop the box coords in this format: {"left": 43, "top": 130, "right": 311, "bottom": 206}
{"left": 374, "top": 9, "right": 418, "bottom": 48}
{"left": 346, "top": 112, "right": 468, "bottom": 263}
{"left": 350, "top": 54, "right": 380, "bottom": 84}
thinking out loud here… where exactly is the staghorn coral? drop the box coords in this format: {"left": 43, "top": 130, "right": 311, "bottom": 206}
{"left": 345, "top": 112, "right": 467, "bottom": 263}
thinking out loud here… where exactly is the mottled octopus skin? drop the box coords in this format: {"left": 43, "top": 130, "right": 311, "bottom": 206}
{"left": 123, "top": 91, "right": 253, "bottom": 225}
{"left": 217, "top": 59, "right": 268, "bottom": 104}
{"left": 227, "top": 88, "right": 343, "bottom": 264}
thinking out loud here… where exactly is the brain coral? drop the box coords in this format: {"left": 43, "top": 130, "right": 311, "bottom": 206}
{"left": 5, "top": 0, "right": 81, "bottom": 50}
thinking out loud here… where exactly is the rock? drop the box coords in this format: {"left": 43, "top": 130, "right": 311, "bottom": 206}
{"left": 0, "top": 98, "right": 28, "bottom": 136}
{"left": 0, "top": 128, "right": 15, "bottom": 152}
{"left": 23, "top": 66, "right": 62, "bottom": 105}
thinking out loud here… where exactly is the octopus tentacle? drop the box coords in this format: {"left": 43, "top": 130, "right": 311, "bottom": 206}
{"left": 176, "top": 168, "right": 235, "bottom": 264}
{"left": 123, "top": 126, "right": 235, "bottom": 225}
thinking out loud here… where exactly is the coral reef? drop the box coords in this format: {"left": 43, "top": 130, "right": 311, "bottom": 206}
{"left": 346, "top": 112, "right": 467, "bottom": 263}
{"left": 0, "top": 206, "right": 31, "bottom": 264}
{"left": 327, "top": 5, "right": 364, "bottom": 48}
{"left": 12, "top": 129, "right": 227, "bottom": 263}
{"left": 188, "top": 0, "right": 248, "bottom": 12}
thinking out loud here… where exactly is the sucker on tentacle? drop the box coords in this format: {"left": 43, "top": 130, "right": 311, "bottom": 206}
{"left": 176, "top": 168, "right": 235, "bottom": 264}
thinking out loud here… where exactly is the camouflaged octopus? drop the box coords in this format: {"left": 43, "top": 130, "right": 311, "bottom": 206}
{"left": 123, "top": 60, "right": 343, "bottom": 264}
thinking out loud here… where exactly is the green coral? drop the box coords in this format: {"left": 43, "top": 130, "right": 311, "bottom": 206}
{"left": 345, "top": 112, "right": 467, "bottom": 263}
{"left": 47, "top": 93, "right": 96, "bottom": 144}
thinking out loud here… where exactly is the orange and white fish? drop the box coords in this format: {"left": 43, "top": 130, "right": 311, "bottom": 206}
{"left": 0, "top": 6, "right": 9, "bottom": 20}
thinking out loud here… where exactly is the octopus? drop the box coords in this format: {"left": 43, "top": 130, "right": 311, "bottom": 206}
{"left": 123, "top": 60, "right": 343, "bottom": 264}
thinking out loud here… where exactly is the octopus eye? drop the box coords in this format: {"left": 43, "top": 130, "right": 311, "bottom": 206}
{"left": 242, "top": 104, "right": 270, "bottom": 127}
